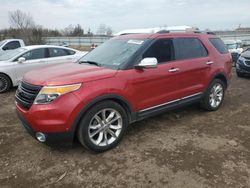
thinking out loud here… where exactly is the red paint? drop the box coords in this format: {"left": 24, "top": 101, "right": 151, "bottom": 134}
{"left": 16, "top": 33, "right": 232, "bottom": 135}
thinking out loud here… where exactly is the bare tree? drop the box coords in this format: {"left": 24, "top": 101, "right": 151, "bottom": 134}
{"left": 96, "top": 24, "right": 107, "bottom": 35}
{"left": 9, "top": 9, "right": 35, "bottom": 29}
{"left": 106, "top": 27, "right": 113, "bottom": 36}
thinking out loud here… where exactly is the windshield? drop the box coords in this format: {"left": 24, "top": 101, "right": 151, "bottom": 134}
{"left": 0, "top": 48, "right": 26, "bottom": 61}
{"left": 79, "top": 39, "right": 145, "bottom": 69}
{"left": 226, "top": 43, "right": 237, "bottom": 50}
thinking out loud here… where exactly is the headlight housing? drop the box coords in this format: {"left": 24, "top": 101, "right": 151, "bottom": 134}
{"left": 34, "top": 83, "right": 81, "bottom": 104}
{"left": 237, "top": 56, "right": 245, "bottom": 64}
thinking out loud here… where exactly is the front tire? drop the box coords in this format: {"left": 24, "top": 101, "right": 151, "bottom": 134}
{"left": 77, "top": 100, "right": 128, "bottom": 152}
{"left": 0, "top": 74, "right": 12, "bottom": 93}
{"left": 200, "top": 79, "right": 225, "bottom": 111}
{"left": 236, "top": 71, "right": 244, "bottom": 78}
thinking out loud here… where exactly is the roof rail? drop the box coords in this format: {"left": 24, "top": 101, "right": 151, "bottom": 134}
{"left": 114, "top": 26, "right": 216, "bottom": 36}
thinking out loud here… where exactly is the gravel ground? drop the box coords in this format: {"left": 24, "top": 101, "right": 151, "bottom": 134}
{"left": 0, "top": 69, "right": 250, "bottom": 188}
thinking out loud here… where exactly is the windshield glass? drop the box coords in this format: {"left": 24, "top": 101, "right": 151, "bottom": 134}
{"left": 226, "top": 43, "right": 237, "bottom": 50}
{"left": 79, "top": 39, "right": 145, "bottom": 69}
{"left": 0, "top": 48, "right": 26, "bottom": 61}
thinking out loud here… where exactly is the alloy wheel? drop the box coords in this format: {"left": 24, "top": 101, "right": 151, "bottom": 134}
{"left": 209, "top": 83, "right": 224, "bottom": 108}
{"left": 88, "top": 108, "right": 123, "bottom": 147}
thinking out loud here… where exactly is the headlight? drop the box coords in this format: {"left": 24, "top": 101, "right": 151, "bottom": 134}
{"left": 237, "top": 56, "right": 245, "bottom": 64}
{"left": 34, "top": 83, "right": 81, "bottom": 104}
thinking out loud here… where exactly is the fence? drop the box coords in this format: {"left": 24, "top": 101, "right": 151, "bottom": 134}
{"left": 44, "top": 33, "right": 250, "bottom": 47}
{"left": 44, "top": 36, "right": 111, "bottom": 47}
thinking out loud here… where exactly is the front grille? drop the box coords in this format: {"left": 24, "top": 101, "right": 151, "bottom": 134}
{"left": 15, "top": 82, "right": 42, "bottom": 109}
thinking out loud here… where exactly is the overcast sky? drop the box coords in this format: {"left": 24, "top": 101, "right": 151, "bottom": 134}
{"left": 0, "top": 0, "right": 250, "bottom": 33}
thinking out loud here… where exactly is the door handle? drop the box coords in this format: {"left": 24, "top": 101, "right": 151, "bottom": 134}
{"left": 206, "top": 61, "right": 214, "bottom": 65}
{"left": 168, "top": 68, "right": 180, "bottom": 73}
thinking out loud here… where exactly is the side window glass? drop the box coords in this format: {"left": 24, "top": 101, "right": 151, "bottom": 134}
{"left": 174, "top": 38, "right": 208, "bottom": 60}
{"left": 209, "top": 38, "right": 229, "bottom": 54}
{"left": 143, "top": 39, "right": 175, "bottom": 63}
{"left": 49, "top": 48, "right": 69, "bottom": 57}
{"left": 3, "top": 41, "right": 21, "bottom": 50}
{"left": 21, "top": 49, "right": 46, "bottom": 61}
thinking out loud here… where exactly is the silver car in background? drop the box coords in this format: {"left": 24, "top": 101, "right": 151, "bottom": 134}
{"left": 0, "top": 45, "right": 87, "bottom": 93}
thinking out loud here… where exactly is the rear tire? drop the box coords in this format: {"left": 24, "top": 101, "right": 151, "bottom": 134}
{"left": 236, "top": 71, "right": 244, "bottom": 78}
{"left": 200, "top": 79, "right": 225, "bottom": 111}
{"left": 0, "top": 74, "right": 12, "bottom": 93}
{"left": 77, "top": 100, "right": 128, "bottom": 153}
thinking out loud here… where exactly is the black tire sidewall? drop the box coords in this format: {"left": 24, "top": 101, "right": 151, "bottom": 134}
{"left": 201, "top": 79, "right": 226, "bottom": 111}
{"left": 77, "top": 100, "right": 128, "bottom": 152}
{"left": 0, "top": 74, "right": 11, "bottom": 93}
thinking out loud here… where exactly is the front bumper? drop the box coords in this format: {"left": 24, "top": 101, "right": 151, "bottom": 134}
{"left": 236, "top": 63, "right": 250, "bottom": 74}
{"left": 16, "top": 109, "right": 75, "bottom": 145}
{"left": 15, "top": 92, "right": 82, "bottom": 145}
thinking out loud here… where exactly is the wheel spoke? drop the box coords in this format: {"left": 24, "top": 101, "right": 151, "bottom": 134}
{"left": 108, "top": 116, "right": 120, "bottom": 125}
{"left": 109, "top": 124, "right": 122, "bottom": 130}
{"left": 94, "top": 115, "right": 103, "bottom": 126}
{"left": 89, "top": 124, "right": 101, "bottom": 130}
{"left": 104, "top": 131, "right": 108, "bottom": 145}
{"left": 95, "top": 132, "right": 104, "bottom": 145}
{"left": 106, "top": 111, "right": 115, "bottom": 123}
{"left": 101, "top": 110, "right": 106, "bottom": 122}
{"left": 90, "top": 127, "right": 103, "bottom": 138}
{"left": 107, "top": 128, "right": 117, "bottom": 138}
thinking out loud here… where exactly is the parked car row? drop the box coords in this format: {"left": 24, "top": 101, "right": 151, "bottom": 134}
{"left": 0, "top": 45, "right": 87, "bottom": 93}
{"left": 14, "top": 27, "right": 233, "bottom": 152}
{"left": 236, "top": 48, "right": 250, "bottom": 77}
{"left": 224, "top": 40, "right": 243, "bottom": 66}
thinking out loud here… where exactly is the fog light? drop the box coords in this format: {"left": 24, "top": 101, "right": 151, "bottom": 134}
{"left": 36, "top": 132, "right": 46, "bottom": 142}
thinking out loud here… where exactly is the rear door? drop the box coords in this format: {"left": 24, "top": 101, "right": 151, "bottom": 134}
{"left": 14, "top": 48, "right": 48, "bottom": 82}
{"left": 171, "top": 37, "right": 211, "bottom": 97}
{"left": 47, "top": 47, "right": 76, "bottom": 64}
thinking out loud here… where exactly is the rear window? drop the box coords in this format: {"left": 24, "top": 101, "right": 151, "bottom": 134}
{"left": 174, "top": 38, "right": 208, "bottom": 60}
{"left": 209, "top": 38, "right": 229, "bottom": 54}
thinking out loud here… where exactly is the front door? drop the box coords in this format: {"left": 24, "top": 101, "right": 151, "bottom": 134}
{"left": 14, "top": 48, "right": 48, "bottom": 82}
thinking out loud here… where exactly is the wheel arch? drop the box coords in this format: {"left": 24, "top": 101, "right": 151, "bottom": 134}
{"left": 0, "top": 72, "right": 13, "bottom": 87}
{"left": 71, "top": 94, "right": 136, "bottom": 135}
{"left": 212, "top": 72, "right": 228, "bottom": 89}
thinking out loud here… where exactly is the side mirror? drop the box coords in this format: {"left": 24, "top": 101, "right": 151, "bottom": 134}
{"left": 18, "top": 57, "right": 26, "bottom": 63}
{"left": 135, "top": 57, "right": 158, "bottom": 69}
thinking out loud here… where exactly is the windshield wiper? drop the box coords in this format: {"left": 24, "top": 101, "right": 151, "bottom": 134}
{"left": 79, "top": 60, "right": 102, "bottom": 67}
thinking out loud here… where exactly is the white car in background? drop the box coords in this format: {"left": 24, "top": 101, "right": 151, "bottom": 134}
{"left": 0, "top": 45, "right": 87, "bottom": 93}
{"left": 0, "top": 39, "right": 25, "bottom": 54}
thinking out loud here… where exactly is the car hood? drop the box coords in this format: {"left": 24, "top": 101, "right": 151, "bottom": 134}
{"left": 23, "top": 63, "right": 117, "bottom": 86}
{"left": 241, "top": 51, "right": 250, "bottom": 59}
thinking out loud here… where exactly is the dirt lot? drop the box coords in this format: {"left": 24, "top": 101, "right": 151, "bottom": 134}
{"left": 0, "top": 70, "right": 249, "bottom": 188}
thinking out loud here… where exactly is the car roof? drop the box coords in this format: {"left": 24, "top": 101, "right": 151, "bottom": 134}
{"left": 113, "top": 32, "right": 215, "bottom": 40}
{"left": 22, "top": 45, "right": 77, "bottom": 51}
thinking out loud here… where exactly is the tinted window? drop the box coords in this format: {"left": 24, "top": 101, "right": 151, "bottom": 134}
{"left": 3, "top": 41, "right": 21, "bottom": 50}
{"left": 174, "top": 38, "right": 208, "bottom": 60}
{"left": 49, "top": 48, "right": 69, "bottom": 57}
{"left": 21, "top": 48, "right": 46, "bottom": 60}
{"left": 209, "top": 38, "right": 228, "bottom": 54}
{"left": 143, "top": 39, "right": 174, "bottom": 63}
{"left": 66, "top": 49, "right": 76, "bottom": 55}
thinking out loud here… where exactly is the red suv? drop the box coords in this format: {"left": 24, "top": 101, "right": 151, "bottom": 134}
{"left": 15, "top": 31, "right": 232, "bottom": 152}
